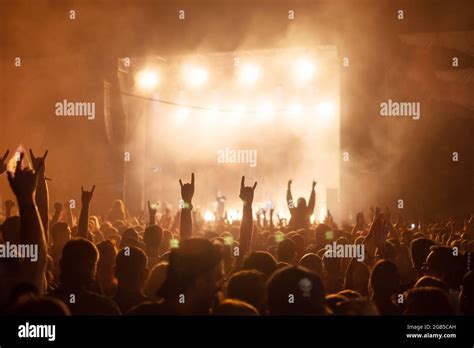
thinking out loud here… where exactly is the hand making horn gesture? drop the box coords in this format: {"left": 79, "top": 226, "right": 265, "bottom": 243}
{"left": 179, "top": 172, "right": 195, "bottom": 205}
{"left": 81, "top": 185, "right": 96, "bottom": 205}
{"left": 239, "top": 176, "right": 257, "bottom": 206}
{"left": 29, "top": 149, "right": 48, "bottom": 176}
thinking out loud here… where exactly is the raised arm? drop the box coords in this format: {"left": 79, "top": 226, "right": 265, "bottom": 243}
{"left": 351, "top": 212, "right": 364, "bottom": 240}
{"left": 179, "top": 173, "right": 194, "bottom": 240}
{"left": 363, "top": 211, "right": 388, "bottom": 261}
{"left": 147, "top": 200, "right": 158, "bottom": 226}
{"left": 307, "top": 180, "right": 316, "bottom": 214}
{"left": 5, "top": 200, "right": 15, "bottom": 218}
{"left": 7, "top": 154, "right": 47, "bottom": 292}
{"left": 269, "top": 207, "right": 275, "bottom": 232}
{"left": 30, "top": 150, "right": 49, "bottom": 244}
{"left": 78, "top": 185, "right": 95, "bottom": 239}
{"left": 384, "top": 207, "right": 399, "bottom": 242}
{"left": 238, "top": 176, "right": 257, "bottom": 265}
{"left": 50, "top": 202, "right": 63, "bottom": 236}
{"left": 286, "top": 179, "right": 294, "bottom": 211}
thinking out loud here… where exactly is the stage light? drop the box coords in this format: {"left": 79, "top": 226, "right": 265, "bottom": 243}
{"left": 317, "top": 101, "right": 335, "bottom": 118}
{"left": 231, "top": 104, "right": 246, "bottom": 118}
{"left": 294, "top": 59, "right": 315, "bottom": 83}
{"left": 184, "top": 66, "right": 208, "bottom": 87}
{"left": 207, "top": 106, "right": 220, "bottom": 120}
{"left": 318, "top": 207, "right": 327, "bottom": 222}
{"left": 256, "top": 101, "right": 274, "bottom": 121}
{"left": 204, "top": 210, "right": 216, "bottom": 222}
{"left": 287, "top": 102, "right": 303, "bottom": 117}
{"left": 238, "top": 63, "right": 260, "bottom": 85}
{"left": 176, "top": 107, "right": 190, "bottom": 122}
{"left": 136, "top": 70, "right": 159, "bottom": 90}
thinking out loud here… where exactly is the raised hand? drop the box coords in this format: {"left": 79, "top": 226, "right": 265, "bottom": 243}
{"left": 312, "top": 180, "right": 317, "bottom": 189}
{"left": 288, "top": 179, "right": 292, "bottom": 189}
{"left": 148, "top": 200, "right": 158, "bottom": 225}
{"left": 7, "top": 153, "right": 40, "bottom": 203}
{"left": 81, "top": 185, "right": 96, "bottom": 205}
{"left": 179, "top": 173, "right": 195, "bottom": 240}
{"left": 148, "top": 200, "right": 158, "bottom": 215}
{"left": 239, "top": 176, "right": 257, "bottom": 206}
{"left": 0, "top": 150, "right": 9, "bottom": 174}
{"left": 179, "top": 173, "right": 195, "bottom": 204}
{"left": 238, "top": 176, "right": 257, "bottom": 265}
{"left": 54, "top": 202, "right": 63, "bottom": 214}
{"left": 29, "top": 149, "right": 48, "bottom": 176}
{"left": 371, "top": 213, "right": 389, "bottom": 256}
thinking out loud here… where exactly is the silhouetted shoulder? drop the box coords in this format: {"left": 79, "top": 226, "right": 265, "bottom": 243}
{"left": 49, "top": 287, "right": 121, "bottom": 315}
{"left": 125, "top": 300, "right": 176, "bottom": 315}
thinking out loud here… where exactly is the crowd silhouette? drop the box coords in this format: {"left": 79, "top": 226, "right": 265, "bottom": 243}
{"left": 0, "top": 149, "right": 473, "bottom": 316}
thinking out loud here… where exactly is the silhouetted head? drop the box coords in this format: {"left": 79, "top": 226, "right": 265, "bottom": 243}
{"left": 121, "top": 227, "right": 138, "bottom": 240}
{"left": 158, "top": 238, "right": 223, "bottom": 314}
{"left": 9, "top": 282, "right": 39, "bottom": 303}
{"left": 112, "top": 200, "right": 125, "bottom": 215}
{"left": 213, "top": 299, "right": 258, "bottom": 316}
{"left": 144, "top": 225, "right": 163, "bottom": 255}
{"left": 297, "top": 197, "right": 307, "bottom": 209}
{"left": 277, "top": 238, "right": 296, "bottom": 264}
{"left": 242, "top": 251, "right": 277, "bottom": 278}
{"left": 370, "top": 260, "right": 400, "bottom": 299}
{"left": 120, "top": 228, "right": 144, "bottom": 249}
{"left": 266, "top": 266, "right": 327, "bottom": 315}
{"left": 299, "top": 253, "right": 323, "bottom": 277}
{"left": 115, "top": 246, "right": 148, "bottom": 291}
{"left": 96, "top": 240, "right": 117, "bottom": 270}
{"left": 145, "top": 262, "right": 168, "bottom": 298}
{"left": 59, "top": 239, "right": 99, "bottom": 289}
{"left": 227, "top": 270, "right": 266, "bottom": 312}
{"left": 403, "top": 287, "right": 454, "bottom": 315}
{"left": 425, "top": 246, "right": 464, "bottom": 289}
{"left": 290, "top": 234, "right": 305, "bottom": 258}
{"left": 410, "top": 238, "right": 435, "bottom": 270}
{"left": 414, "top": 276, "right": 447, "bottom": 290}
{"left": 8, "top": 295, "right": 71, "bottom": 316}
{"left": 344, "top": 258, "right": 370, "bottom": 296}
{"left": 323, "top": 253, "right": 341, "bottom": 277}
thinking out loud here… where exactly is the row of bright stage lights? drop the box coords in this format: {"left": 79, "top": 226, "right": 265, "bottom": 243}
{"left": 135, "top": 60, "right": 336, "bottom": 121}
{"left": 136, "top": 59, "right": 318, "bottom": 90}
